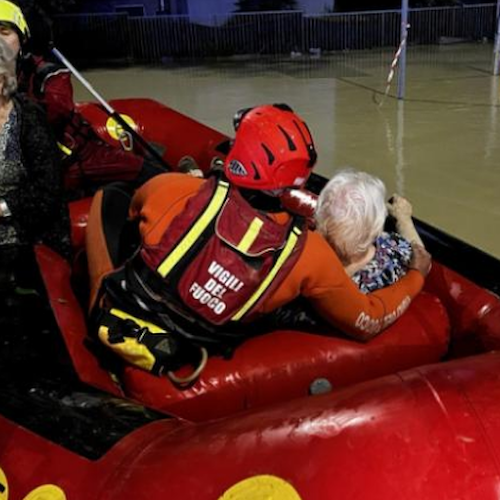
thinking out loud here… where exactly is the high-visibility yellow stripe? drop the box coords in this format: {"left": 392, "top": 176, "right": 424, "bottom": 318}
{"left": 232, "top": 226, "right": 302, "bottom": 321}
{"left": 237, "top": 217, "right": 264, "bottom": 253}
{"left": 110, "top": 308, "right": 165, "bottom": 333}
{"left": 157, "top": 181, "right": 229, "bottom": 277}
{"left": 57, "top": 142, "right": 72, "bottom": 156}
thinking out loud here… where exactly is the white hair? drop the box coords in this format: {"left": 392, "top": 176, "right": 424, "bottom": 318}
{"left": 315, "top": 169, "right": 387, "bottom": 264}
{"left": 0, "top": 37, "right": 17, "bottom": 99}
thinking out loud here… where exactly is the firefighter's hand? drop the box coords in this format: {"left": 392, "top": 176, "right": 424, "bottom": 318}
{"left": 387, "top": 194, "right": 413, "bottom": 221}
{"left": 409, "top": 244, "right": 432, "bottom": 277}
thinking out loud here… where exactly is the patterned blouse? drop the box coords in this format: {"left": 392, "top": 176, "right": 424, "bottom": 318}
{"left": 351, "top": 232, "right": 412, "bottom": 294}
{"left": 0, "top": 106, "right": 23, "bottom": 246}
{"left": 0, "top": 95, "right": 70, "bottom": 257}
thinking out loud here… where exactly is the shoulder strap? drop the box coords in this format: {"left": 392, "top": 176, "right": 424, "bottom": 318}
{"left": 155, "top": 177, "right": 230, "bottom": 279}
{"left": 33, "top": 60, "right": 70, "bottom": 98}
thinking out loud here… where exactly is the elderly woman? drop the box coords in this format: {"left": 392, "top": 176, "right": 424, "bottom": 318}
{"left": 315, "top": 169, "right": 425, "bottom": 293}
{"left": 0, "top": 36, "right": 69, "bottom": 300}
{"left": 265, "top": 169, "right": 430, "bottom": 333}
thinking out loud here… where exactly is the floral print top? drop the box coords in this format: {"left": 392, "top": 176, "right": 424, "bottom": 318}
{"left": 0, "top": 106, "right": 23, "bottom": 246}
{"left": 352, "top": 232, "right": 412, "bottom": 294}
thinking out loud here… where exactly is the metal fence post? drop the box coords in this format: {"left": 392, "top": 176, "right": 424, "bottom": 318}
{"left": 397, "top": 0, "right": 409, "bottom": 100}
{"left": 493, "top": 0, "right": 500, "bottom": 75}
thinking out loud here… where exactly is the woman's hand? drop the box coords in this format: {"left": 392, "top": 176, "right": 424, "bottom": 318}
{"left": 388, "top": 194, "right": 425, "bottom": 247}
{"left": 409, "top": 244, "right": 432, "bottom": 277}
{"left": 387, "top": 194, "right": 413, "bottom": 221}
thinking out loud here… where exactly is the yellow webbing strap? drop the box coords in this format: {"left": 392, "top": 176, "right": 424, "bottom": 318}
{"left": 237, "top": 217, "right": 264, "bottom": 253}
{"left": 98, "top": 308, "right": 166, "bottom": 372}
{"left": 101, "top": 308, "right": 208, "bottom": 384}
{"left": 57, "top": 142, "right": 72, "bottom": 156}
{"left": 109, "top": 308, "right": 165, "bottom": 332}
{"left": 157, "top": 180, "right": 230, "bottom": 278}
{"left": 232, "top": 226, "right": 302, "bottom": 321}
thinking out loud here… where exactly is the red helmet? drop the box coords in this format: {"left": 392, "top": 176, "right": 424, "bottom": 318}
{"left": 224, "top": 104, "right": 317, "bottom": 191}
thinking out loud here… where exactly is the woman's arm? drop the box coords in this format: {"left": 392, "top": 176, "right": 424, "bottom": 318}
{"left": 387, "top": 195, "right": 424, "bottom": 247}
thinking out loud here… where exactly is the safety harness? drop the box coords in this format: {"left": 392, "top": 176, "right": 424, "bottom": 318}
{"left": 96, "top": 176, "right": 306, "bottom": 382}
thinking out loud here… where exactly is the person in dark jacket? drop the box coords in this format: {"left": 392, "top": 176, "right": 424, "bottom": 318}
{"left": 0, "top": 34, "right": 69, "bottom": 301}
{"left": 0, "top": 1, "right": 164, "bottom": 195}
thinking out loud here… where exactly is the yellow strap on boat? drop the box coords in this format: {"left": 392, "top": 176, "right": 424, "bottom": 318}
{"left": 237, "top": 217, "right": 264, "bottom": 253}
{"left": 232, "top": 226, "right": 302, "bottom": 321}
{"left": 57, "top": 142, "right": 72, "bottom": 156}
{"left": 157, "top": 180, "right": 230, "bottom": 278}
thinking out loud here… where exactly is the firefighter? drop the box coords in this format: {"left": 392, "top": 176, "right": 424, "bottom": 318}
{"left": 85, "top": 104, "right": 431, "bottom": 379}
{"left": 0, "top": 0, "right": 163, "bottom": 195}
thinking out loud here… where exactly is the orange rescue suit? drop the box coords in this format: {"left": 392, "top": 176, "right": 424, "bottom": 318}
{"left": 87, "top": 173, "right": 424, "bottom": 341}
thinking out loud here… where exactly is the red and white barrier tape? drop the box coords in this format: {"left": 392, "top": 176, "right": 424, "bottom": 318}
{"left": 374, "top": 23, "right": 410, "bottom": 105}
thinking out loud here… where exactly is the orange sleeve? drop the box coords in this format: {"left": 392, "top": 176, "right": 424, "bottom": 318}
{"left": 129, "top": 173, "right": 204, "bottom": 245}
{"left": 267, "top": 231, "right": 424, "bottom": 340}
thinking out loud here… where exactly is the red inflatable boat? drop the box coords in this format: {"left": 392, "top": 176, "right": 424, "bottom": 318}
{"left": 1, "top": 98, "right": 500, "bottom": 499}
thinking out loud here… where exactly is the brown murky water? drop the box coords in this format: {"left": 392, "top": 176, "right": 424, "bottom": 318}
{"left": 77, "top": 43, "right": 500, "bottom": 257}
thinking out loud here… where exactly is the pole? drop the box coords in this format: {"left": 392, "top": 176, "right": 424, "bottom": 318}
{"left": 52, "top": 47, "right": 170, "bottom": 171}
{"left": 397, "top": 0, "right": 409, "bottom": 100}
{"left": 493, "top": 0, "right": 500, "bottom": 75}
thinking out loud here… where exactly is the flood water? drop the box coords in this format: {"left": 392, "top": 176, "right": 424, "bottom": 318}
{"left": 78, "top": 43, "right": 500, "bottom": 257}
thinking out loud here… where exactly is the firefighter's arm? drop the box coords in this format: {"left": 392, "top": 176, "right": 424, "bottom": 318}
{"left": 299, "top": 232, "right": 426, "bottom": 340}
{"left": 42, "top": 72, "right": 75, "bottom": 127}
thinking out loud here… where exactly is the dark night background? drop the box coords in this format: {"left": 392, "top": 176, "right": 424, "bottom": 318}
{"left": 12, "top": 0, "right": 492, "bottom": 15}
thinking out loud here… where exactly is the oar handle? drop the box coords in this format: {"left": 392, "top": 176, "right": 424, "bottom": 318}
{"left": 51, "top": 47, "right": 170, "bottom": 171}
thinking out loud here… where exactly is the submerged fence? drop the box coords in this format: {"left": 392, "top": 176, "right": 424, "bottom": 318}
{"left": 53, "top": 4, "right": 497, "bottom": 64}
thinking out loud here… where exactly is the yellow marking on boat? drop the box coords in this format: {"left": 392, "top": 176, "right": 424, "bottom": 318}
{"left": 106, "top": 114, "right": 137, "bottom": 141}
{"left": 218, "top": 475, "right": 302, "bottom": 499}
{"left": 0, "top": 467, "right": 8, "bottom": 500}
{"left": 22, "top": 485, "right": 66, "bottom": 500}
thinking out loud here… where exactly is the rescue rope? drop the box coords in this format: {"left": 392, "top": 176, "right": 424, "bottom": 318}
{"left": 373, "top": 24, "right": 410, "bottom": 106}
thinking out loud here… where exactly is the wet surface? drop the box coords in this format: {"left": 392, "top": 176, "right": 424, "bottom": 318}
{"left": 0, "top": 291, "right": 165, "bottom": 459}
{"left": 77, "top": 43, "right": 500, "bottom": 257}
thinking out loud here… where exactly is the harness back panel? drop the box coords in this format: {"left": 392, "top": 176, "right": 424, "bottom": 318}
{"left": 139, "top": 177, "right": 306, "bottom": 326}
